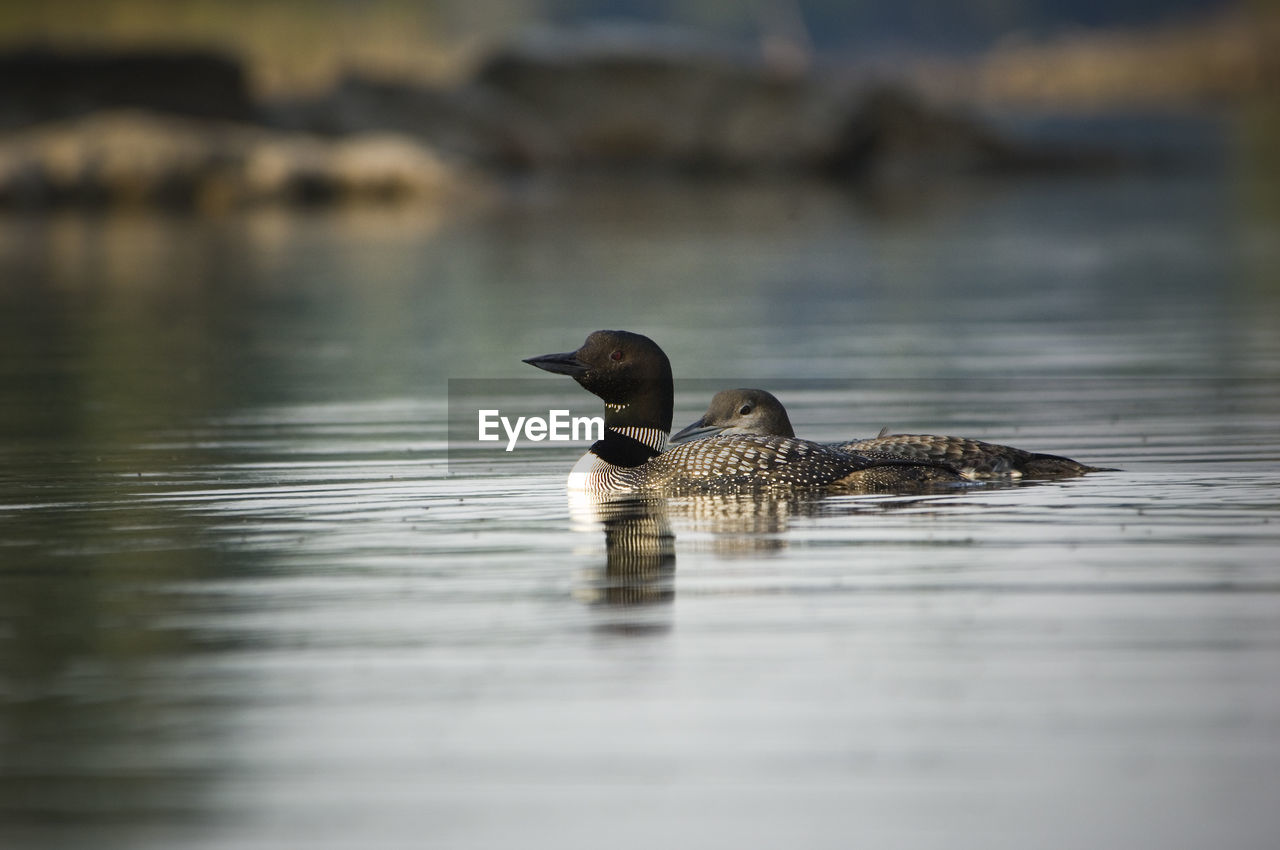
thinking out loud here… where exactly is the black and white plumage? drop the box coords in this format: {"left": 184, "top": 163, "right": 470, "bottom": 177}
{"left": 524, "top": 331, "right": 965, "bottom": 496}
{"left": 671, "top": 387, "right": 1108, "bottom": 480}
{"left": 568, "top": 431, "right": 960, "bottom": 495}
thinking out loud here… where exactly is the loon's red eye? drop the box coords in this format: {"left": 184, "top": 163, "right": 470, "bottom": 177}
{"left": 739, "top": 404, "right": 752, "bottom": 415}
{"left": 610, "top": 349, "right": 624, "bottom": 361}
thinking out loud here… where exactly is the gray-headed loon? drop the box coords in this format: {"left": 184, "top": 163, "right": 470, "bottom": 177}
{"left": 524, "top": 331, "right": 966, "bottom": 495}
{"left": 673, "top": 388, "right": 1107, "bottom": 479}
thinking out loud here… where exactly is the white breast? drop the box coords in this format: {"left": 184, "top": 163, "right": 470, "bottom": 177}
{"left": 566, "top": 450, "right": 605, "bottom": 492}
{"left": 566, "top": 450, "right": 638, "bottom": 494}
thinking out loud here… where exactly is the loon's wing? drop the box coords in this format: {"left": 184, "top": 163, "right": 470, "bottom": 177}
{"left": 839, "top": 434, "right": 1100, "bottom": 478}
{"left": 641, "top": 434, "right": 963, "bottom": 494}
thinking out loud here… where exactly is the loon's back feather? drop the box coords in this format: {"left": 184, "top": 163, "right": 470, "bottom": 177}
{"left": 673, "top": 388, "right": 1109, "bottom": 480}
{"left": 577, "top": 433, "right": 964, "bottom": 496}
{"left": 838, "top": 434, "right": 1102, "bottom": 478}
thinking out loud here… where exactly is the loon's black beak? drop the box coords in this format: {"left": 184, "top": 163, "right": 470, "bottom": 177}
{"left": 670, "top": 416, "right": 725, "bottom": 444}
{"left": 523, "top": 351, "right": 589, "bottom": 377}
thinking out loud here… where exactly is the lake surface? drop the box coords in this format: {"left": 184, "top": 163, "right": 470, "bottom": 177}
{"left": 3, "top": 155, "right": 1280, "bottom": 848}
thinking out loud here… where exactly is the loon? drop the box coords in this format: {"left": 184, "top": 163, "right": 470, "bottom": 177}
{"left": 523, "top": 330, "right": 967, "bottom": 495}
{"left": 672, "top": 388, "right": 1107, "bottom": 479}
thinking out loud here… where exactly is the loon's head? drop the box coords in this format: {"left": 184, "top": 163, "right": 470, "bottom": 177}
{"left": 671, "top": 388, "right": 796, "bottom": 443}
{"left": 524, "top": 330, "right": 674, "bottom": 432}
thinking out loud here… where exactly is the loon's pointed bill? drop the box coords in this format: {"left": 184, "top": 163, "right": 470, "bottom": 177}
{"left": 670, "top": 418, "right": 723, "bottom": 444}
{"left": 523, "top": 351, "right": 590, "bottom": 377}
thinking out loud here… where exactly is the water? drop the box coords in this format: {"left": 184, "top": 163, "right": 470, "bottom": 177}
{"left": 2, "top": 164, "right": 1279, "bottom": 849}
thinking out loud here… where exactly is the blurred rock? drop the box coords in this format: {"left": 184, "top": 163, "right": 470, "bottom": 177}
{"left": 0, "top": 29, "right": 1132, "bottom": 210}
{"left": 0, "top": 111, "right": 475, "bottom": 210}
{"left": 268, "top": 75, "right": 558, "bottom": 168}
{"left": 470, "top": 24, "right": 852, "bottom": 171}
{"left": 279, "top": 23, "right": 1116, "bottom": 179}
{"left": 824, "top": 87, "right": 1124, "bottom": 181}
{"left": 0, "top": 47, "right": 256, "bottom": 129}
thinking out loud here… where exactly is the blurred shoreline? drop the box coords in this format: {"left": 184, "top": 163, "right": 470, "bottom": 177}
{"left": 911, "top": 8, "right": 1279, "bottom": 109}
{"left": 4, "top": 3, "right": 1273, "bottom": 105}
{"left": 1, "top": 6, "right": 1276, "bottom": 212}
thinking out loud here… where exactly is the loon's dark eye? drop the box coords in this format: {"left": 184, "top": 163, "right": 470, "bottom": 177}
{"left": 738, "top": 404, "right": 752, "bottom": 415}
{"left": 610, "top": 349, "right": 624, "bottom": 361}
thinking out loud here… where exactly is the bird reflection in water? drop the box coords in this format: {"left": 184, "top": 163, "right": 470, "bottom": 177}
{"left": 569, "top": 495, "right": 675, "bottom": 634}
{"left": 570, "top": 482, "right": 1023, "bottom": 632}
{"left": 568, "top": 490, "right": 947, "bottom": 633}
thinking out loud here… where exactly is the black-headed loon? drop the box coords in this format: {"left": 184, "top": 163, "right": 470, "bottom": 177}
{"left": 524, "top": 330, "right": 966, "bottom": 495}
{"left": 673, "top": 388, "right": 1107, "bottom": 479}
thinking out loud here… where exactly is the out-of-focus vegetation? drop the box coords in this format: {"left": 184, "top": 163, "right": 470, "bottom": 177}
{"left": 2, "top": 0, "right": 1273, "bottom": 102}
{"left": 2, "top": 1, "right": 1275, "bottom": 211}
{"left": 0, "top": 0, "right": 539, "bottom": 92}
{"left": 917, "top": 6, "right": 1280, "bottom": 106}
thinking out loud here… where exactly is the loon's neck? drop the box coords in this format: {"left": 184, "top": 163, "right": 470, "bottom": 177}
{"left": 590, "top": 382, "right": 671, "bottom": 468}
{"left": 590, "top": 424, "right": 668, "bottom": 468}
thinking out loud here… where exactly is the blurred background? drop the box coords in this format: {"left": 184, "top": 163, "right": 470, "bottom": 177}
{"left": 1, "top": 0, "right": 1277, "bottom": 207}
{"left": 3, "top": 4, "right": 1280, "bottom": 850}
{"left": 1, "top": 0, "right": 1276, "bottom": 373}
{"left": 1, "top": 0, "right": 1275, "bottom": 96}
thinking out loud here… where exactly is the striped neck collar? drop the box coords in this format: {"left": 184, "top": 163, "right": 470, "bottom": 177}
{"left": 608, "top": 425, "right": 668, "bottom": 454}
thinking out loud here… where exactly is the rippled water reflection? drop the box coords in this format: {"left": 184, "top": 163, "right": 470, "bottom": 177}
{"left": 2, "top": 167, "right": 1279, "bottom": 849}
